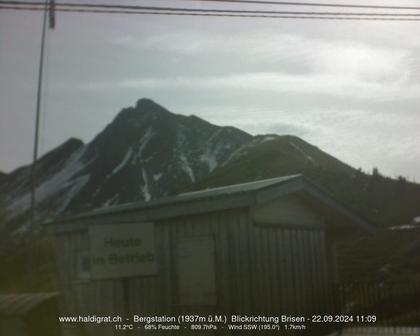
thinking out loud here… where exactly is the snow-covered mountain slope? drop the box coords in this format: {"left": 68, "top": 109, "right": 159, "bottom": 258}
{"left": 0, "top": 138, "right": 86, "bottom": 230}
{"left": 0, "top": 98, "right": 252, "bottom": 232}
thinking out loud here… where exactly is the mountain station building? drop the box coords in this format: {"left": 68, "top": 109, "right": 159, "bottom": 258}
{"left": 47, "top": 174, "right": 372, "bottom": 336}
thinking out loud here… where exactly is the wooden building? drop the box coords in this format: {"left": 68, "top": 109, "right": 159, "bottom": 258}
{"left": 0, "top": 293, "right": 60, "bottom": 336}
{"left": 47, "top": 174, "right": 372, "bottom": 335}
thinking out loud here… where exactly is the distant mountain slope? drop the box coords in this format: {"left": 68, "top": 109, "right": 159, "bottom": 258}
{"left": 0, "top": 171, "right": 6, "bottom": 185}
{"left": 191, "top": 135, "right": 420, "bottom": 228}
{"left": 0, "top": 98, "right": 252, "bottom": 233}
{"left": 338, "top": 227, "right": 420, "bottom": 282}
{"left": 0, "top": 138, "right": 85, "bottom": 232}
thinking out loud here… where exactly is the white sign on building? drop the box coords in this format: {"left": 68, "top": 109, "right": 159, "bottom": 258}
{"left": 89, "top": 222, "right": 157, "bottom": 279}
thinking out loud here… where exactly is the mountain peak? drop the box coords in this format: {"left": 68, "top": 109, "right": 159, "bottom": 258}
{"left": 135, "top": 98, "right": 173, "bottom": 117}
{"left": 135, "top": 98, "right": 160, "bottom": 109}
{"left": 113, "top": 98, "right": 174, "bottom": 126}
{"left": 64, "top": 137, "right": 84, "bottom": 147}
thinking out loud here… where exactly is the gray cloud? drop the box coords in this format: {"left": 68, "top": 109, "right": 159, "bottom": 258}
{"left": 1, "top": 1, "right": 420, "bottom": 182}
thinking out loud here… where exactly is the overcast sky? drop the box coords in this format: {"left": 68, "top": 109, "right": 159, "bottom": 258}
{"left": 1, "top": 0, "right": 420, "bottom": 181}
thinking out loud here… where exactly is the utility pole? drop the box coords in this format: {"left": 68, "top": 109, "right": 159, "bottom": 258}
{"left": 27, "top": 0, "right": 55, "bottom": 290}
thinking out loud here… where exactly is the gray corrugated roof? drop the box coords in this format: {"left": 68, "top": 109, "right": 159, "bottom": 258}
{"left": 106, "top": 174, "right": 300, "bottom": 211}
{"left": 49, "top": 174, "right": 301, "bottom": 223}
{"left": 0, "top": 293, "right": 58, "bottom": 317}
{"left": 177, "top": 175, "right": 300, "bottom": 199}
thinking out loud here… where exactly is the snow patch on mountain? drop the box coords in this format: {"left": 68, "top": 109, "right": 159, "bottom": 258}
{"left": 200, "top": 152, "right": 218, "bottom": 172}
{"left": 131, "top": 128, "right": 154, "bottom": 165}
{"left": 153, "top": 173, "right": 163, "bottom": 181}
{"left": 138, "top": 128, "right": 154, "bottom": 159}
{"left": 199, "top": 129, "right": 227, "bottom": 172}
{"left": 223, "top": 139, "right": 257, "bottom": 165}
{"left": 141, "top": 168, "right": 151, "bottom": 201}
{"left": 180, "top": 154, "right": 195, "bottom": 182}
{"left": 111, "top": 148, "right": 133, "bottom": 175}
{"left": 290, "top": 141, "right": 315, "bottom": 164}
{"left": 102, "top": 194, "right": 120, "bottom": 208}
{"left": 260, "top": 135, "right": 278, "bottom": 143}
{"left": 389, "top": 224, "right": 420, "bottom": 230}
{"left": 53, "top": 174, "right": 90, "bottom": 215}
{"left": 6, "top": 146, "right": 88, "bottom": 215}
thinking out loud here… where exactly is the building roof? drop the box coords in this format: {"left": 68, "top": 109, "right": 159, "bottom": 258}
{"left": 47, "top": 174, "right": 374, "bottom": 233}
{"left": 0, "top": 293, "right": 58, "bottom": 317}
{"left": 176, "top": 175, "right": 298, "bottom": 199}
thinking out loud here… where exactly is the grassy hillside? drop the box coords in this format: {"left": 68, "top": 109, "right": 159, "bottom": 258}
{"left": 337, "top": 228, "right": 420, "bottom": 282}
{"left": 192, "top": 135, "right": 420, "bottom": 229}
{"left": 0, "top": 233, "right": 58, "bottom": 293}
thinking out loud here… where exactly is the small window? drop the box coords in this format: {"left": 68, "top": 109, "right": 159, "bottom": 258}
{"left": 75, "top": 250, "right": 91, "bottom": 280}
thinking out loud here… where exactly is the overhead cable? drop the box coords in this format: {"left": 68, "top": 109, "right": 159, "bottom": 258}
{"left": 3, "top": 1, "right": 420, "bottom": 21}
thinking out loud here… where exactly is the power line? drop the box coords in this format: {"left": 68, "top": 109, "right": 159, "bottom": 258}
{"left": 160, "top": 0, "right": 420, "bottom": 11}
{"left": 3, "top": 8, "right": 420, "bottom": 21}
{"left": 4, "top": 1, "right": 420, "bottom": 17}
{"left": 4, "top": 0, "right": 420, "bottom": 11}
{"left": 3, "top": 2, "right": 420, "bottom": 21}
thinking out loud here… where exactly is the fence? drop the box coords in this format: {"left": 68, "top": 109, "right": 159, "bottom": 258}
{"left": 332, "top": 282, "right": 420, "bottom": 334}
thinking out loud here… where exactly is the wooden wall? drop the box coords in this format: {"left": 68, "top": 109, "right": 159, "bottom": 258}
{"left": 54, "top": 202, "right": 332, "bottom": 335}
